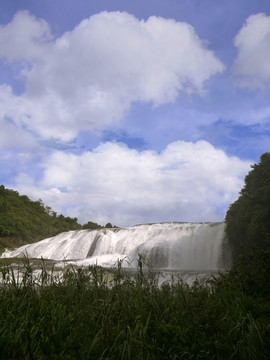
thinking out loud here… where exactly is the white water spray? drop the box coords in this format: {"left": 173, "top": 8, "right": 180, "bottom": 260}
{"left": 1, "top": 222, "right": 230, "bottom": 271}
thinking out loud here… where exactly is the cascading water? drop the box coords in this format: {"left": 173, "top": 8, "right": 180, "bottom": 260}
{"left": 1, "top": 222, "right": 231, "bottom": 271}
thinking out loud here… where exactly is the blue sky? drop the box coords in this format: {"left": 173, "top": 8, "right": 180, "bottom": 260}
{"left": 0, "top": 0, "right": 269, "bottom": 226}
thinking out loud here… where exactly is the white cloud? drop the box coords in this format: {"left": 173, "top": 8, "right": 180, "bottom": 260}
{"left": 0, "top": 85, "right": 39, "bottom": 150}
{"left": 0, "top": 11, "right": 224, "bottom": 141}
{"left": 0, "top": 10, "right": 52, "bottom": 61}
{"left": 13, "top": 140, "right": 251, "bottom": 227}
{"left": 233, "top": 13, "right": 270, "bottom": 89}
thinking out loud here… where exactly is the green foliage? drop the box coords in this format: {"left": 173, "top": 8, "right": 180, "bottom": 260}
{"left": 0, "top": 260, "right": 269, "bottom": 359}
{"left": 225, "top": 152, "right": 270, "bottom": 258}
{"left": 82, "top": 221, "right": 102, "bottom": 230}
{"left": 223, "top": 245, "right": 270, "bottom": 297}
{"left": 0, "top": 186, "right": 80, "bottom": 250}
{"left": 0, "top": 185, "right": 115, "bottom": 251}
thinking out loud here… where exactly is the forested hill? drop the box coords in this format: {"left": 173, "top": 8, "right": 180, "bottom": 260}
{"left": 0, "top": 185, "right": 103, "bottom": 252}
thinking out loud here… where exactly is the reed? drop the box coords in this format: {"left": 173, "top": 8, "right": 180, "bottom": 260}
{"left": 0, "top": 257, "right": 269, "bottom": 359}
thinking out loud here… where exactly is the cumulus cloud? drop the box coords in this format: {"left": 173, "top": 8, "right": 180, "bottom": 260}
{"left": 0, "top": 10, "right": 52, "bottom": 61}
{"left": 233, "top": 13, "right": 270, "bottom": 89}
{"left": 13, "top": 141, "right": 251, "bottom": 227}
{"left": 0, "top": 11, "right": 224, "bottom": 141}
{"left": 0, "top": 85, "right": 40, "bottom": 150}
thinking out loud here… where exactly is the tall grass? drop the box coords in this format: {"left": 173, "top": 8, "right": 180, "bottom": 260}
{"left": 0, "top": 257, "right": 269, "bottom": 359}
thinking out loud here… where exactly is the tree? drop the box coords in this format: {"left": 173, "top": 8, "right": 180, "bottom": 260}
{"left": 0, "top": 186, "right": 82, "bottom": 250}
{"left": 225, "top": 152, "right": 270, "bottom": 259}
{"left": 82, "top": 221, "right": 102, "bottom": 230}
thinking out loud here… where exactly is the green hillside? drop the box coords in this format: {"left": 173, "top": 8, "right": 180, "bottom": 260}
{"left": 0, "top": 185, "right": 102, "bottom": 252}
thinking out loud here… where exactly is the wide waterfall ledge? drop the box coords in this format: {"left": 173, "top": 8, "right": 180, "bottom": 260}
{"left": 1, "top": 222, "right": 231, "bottom": 271}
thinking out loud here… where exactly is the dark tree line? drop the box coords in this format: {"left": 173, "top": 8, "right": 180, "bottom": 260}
{"left": 225, "top": 152, "right": 270, "bottom": 258}
{"left": 225, "top": 152, "right": 270, "bottom": 296}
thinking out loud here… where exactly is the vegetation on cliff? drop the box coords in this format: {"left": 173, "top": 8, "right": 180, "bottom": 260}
{"left": 225, "top": 152, "right": 270, "bottom": 258}
{"left": 0, "top": 185, "right": 103, "bottom": 251}
{"left": 224, "top": 151, "right": 270, "bottom": 297}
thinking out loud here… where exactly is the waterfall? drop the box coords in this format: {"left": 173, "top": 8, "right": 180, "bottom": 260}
{"left": 1, "top": 222, "right": 231, "bottom": 271}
